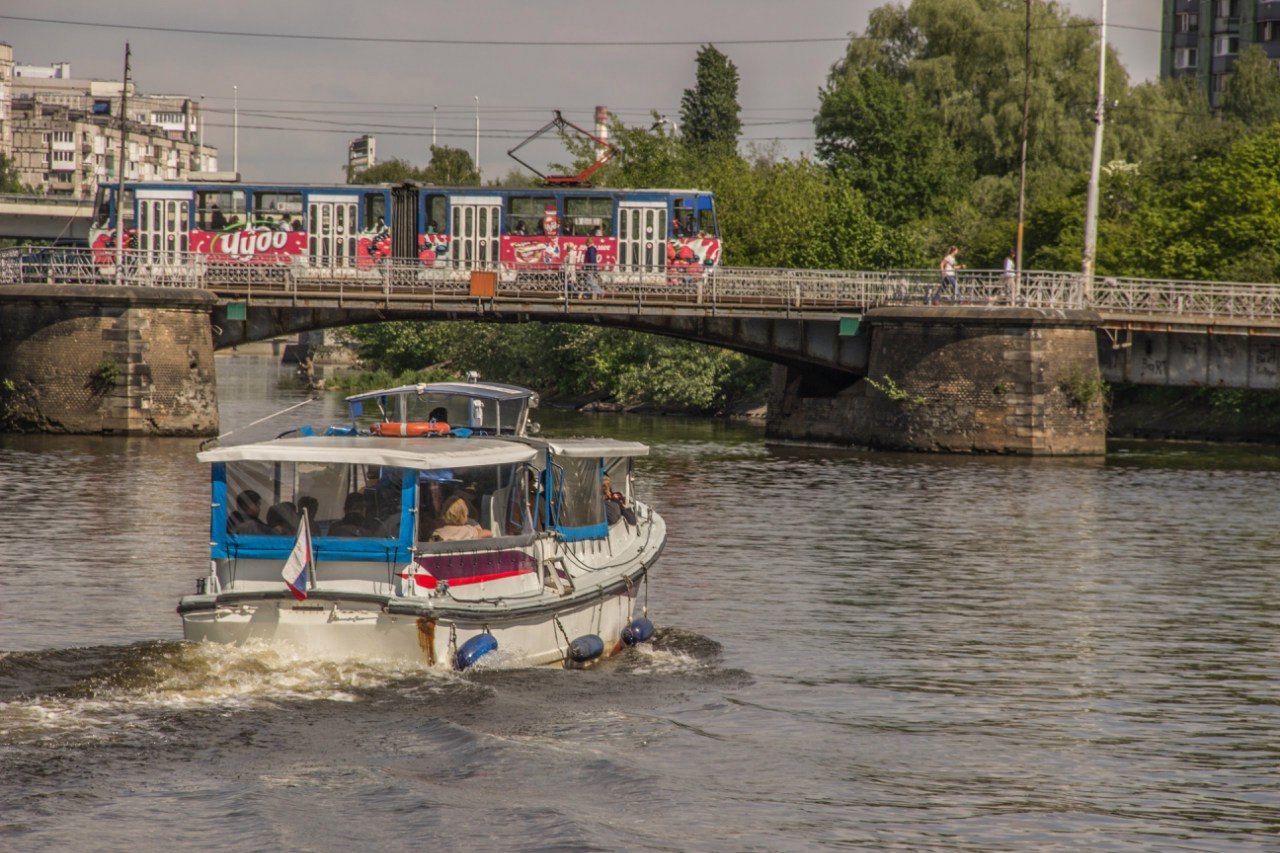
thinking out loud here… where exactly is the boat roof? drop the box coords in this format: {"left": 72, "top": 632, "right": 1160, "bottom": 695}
{"left": 521, "top": 437, "right": 650, "bottom": 458}
{"left": 198, "top": 435, "right": 537, "bottom": 468}
{"left": 345, "top": 381, "right": 535, "bottom": 404}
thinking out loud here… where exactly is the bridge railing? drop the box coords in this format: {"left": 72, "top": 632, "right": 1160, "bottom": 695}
{"left": 5, "top": 246, "right": 1280, "bottom": 324}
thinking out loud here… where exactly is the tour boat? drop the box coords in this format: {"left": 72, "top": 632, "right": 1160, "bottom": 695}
{"left": 177, "top": 380, "right": 663, "bottom": 669}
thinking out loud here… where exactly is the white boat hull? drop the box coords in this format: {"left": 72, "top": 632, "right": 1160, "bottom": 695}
{"left": 180, "top": 582, "right": 643, "bottom": 669}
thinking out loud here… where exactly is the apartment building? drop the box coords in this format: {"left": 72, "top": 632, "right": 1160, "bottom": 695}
{"left": 1163, "top": 0, "right": 1280, "bottom": 105}
{"left": 0, "top": 43, "right": 217, "bottom": 198}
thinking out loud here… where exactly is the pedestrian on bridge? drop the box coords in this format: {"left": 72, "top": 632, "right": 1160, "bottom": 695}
{"left": 934, "top": 246, "right": 961, "bottom": 305}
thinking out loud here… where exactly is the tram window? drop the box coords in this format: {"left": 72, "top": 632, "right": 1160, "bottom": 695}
{"left": 196, "top": 190, "right": 246, "bottom": 230}
{"left": 92, "top": 188, "right": 111, "bottom": 227}
{"left": 120, "top": 190, "right": 136, "bottom": 230}
{"left": 507, "top": 195, "right": 555, "bottom": 236}
{"left": 363, "top": 193, "right": 387, "bottom": 230}
{"left": 564, "top": 196, "right": 612, "bottom": 237}
{"left": 671, "top": 199, "right": 695, "bottom": 237}
{"left": 252, "top": 191, "right": 303, "bottom": 230}
{"left": 425, "top": 195, "right": 446, "bottom": 234}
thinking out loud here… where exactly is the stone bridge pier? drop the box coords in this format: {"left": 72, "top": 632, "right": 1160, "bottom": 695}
{"left": 767, "top": 307, "right": 1107, "bottom": 455}
{"left": 0, "top": 285, "right": 218, "bottom": 435}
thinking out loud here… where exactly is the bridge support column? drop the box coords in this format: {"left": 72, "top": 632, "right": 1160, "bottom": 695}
{"left": 767, "top": 307, "right": 1107, "bottom": 455}
{"left": 0, "top": 285, "right": 219, "bottom": 435}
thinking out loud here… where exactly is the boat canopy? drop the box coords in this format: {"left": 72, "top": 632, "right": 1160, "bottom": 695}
{"left": 199, "top": 435, "right": 537, "bottom": 469}
{"left": 345, "top": 381, "right": 536, "bottom": 405}
{"left": 522, "top": 437, "right": 649, "bottom": 458}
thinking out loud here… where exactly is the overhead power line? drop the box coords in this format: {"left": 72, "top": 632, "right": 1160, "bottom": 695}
{"left": 0, "top": 13, "right": 1156, "bottom": 48}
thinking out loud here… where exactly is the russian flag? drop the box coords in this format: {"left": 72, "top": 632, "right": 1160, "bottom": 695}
{"left": 280, "top": 509, "right": 313, "bottom": 601}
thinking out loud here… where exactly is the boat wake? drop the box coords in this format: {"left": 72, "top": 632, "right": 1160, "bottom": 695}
{"left": 0, "top": 640, "right": 459, "bottom": 747}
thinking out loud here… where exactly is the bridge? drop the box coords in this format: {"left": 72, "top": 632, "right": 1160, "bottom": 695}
{"left": 0, "top": 194, "right": 93, "bottom": 242}
{"left": 3, "top": 247, "right": 1278, "bottom": 451}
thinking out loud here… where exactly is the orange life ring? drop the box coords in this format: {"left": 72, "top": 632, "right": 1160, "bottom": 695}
{"left": 371, "top": 421, "right": 450, "bottom": 437}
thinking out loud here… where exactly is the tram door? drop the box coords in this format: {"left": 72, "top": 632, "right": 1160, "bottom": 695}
{"left": 616, "top": 203, "right": 667, "bottom": 274}
{"left": 307, "top": 194, "right": 360, "bottom": 267}
{"left": 391, "top": 184, "right": 419, "bottom": 260}
{"left": 449, "top": 196, "right": 501, "bottom": 269}
{"left": 134, "top": 189, "right": 191, "bottom": 264}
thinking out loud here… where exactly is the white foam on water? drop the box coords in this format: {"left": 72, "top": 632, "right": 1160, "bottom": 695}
{"left": 0, "top": 641, "right": 453, "bottom": 746}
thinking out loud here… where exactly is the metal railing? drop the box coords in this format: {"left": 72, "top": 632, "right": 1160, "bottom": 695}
{"left": 4, "top": 246, "right": 1280, "bottom": 326}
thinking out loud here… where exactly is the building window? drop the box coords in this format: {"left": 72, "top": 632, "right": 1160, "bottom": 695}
{"left": 1177, "top": 12, "right": 1199, "bottom": 33}
{"left": 52, "top": 150, "right": 74, "bottom": 163}
{"left": 1213, "top": 72, "right": 1233, "bottom": 96}
{"left": 1217, "top": 0, "right": 1235, "bottom": 18}
{"left": 1175, "top": 47, "right": 1199, "bottom": 69}
{"left": 1214, "top": 35, "right": 1240, "bottom": 56}
{"left": 1261, "top": 21, "right": 1278, "bottom": 42}
{"left": 52, "top": 130, "right": 73, "bottom": 143}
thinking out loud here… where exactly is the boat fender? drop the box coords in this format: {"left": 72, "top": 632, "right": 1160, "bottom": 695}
{"left": 568, "top": 634, "right": 605, "bottom": 663}
{"left": 622, "top": 617, "right": 655, "bottom": 646}
{"left": 455, "top": 633, "right": 498, "bottom": 670}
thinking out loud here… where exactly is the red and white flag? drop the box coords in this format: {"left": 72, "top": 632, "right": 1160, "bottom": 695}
{"left": 281, "top": 508, "right": 313, "bottom": 601}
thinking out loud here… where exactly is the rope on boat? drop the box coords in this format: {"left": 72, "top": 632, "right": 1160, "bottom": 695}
{"left": 199, "top": 394, "right": 322, "bottom": 449}
{"left": 552, "top": 615, "right": 572, "bottom": 649}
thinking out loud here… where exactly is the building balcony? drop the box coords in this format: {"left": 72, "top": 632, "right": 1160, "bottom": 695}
{"left": 1214, "top": 16, "right": 1240, "bottom": 33}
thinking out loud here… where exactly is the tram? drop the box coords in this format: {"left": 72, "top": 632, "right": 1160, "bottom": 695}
{"left": 88, "top": 181, "right": 720, "bottom": 276}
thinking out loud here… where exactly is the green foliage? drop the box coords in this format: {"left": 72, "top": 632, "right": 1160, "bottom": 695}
{"left": 348, "top": 147, "right": 479, "bottom": 186}
{"left": 1220, "top": 45, "right": 1280, "bottom": 130}
{"left": 0, "top": 153, "right": 22, "bottom": 193}
{"left": 91, "top": 353, "right": 121, "bottom": 394}
{"left": 815, "top": 63, "right": 971, "bottom": 226}
{"left": 680, "top": 45, "right": 743, "bottom": 160}
{"left": 349, "top": 321, "right": 769, "bottom": 415}
{"left": 1057, "top": 365, "right": 1105, "bottom": 409}
{"left": 349, "top": 157, "right": 431, "bottom": 184}
{"left": 865, "top": 374, "right": 926, "bottom": 407}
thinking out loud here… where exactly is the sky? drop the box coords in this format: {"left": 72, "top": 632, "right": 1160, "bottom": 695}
{"left": 1, "top": 1, "right": 1161, "bottom": 184}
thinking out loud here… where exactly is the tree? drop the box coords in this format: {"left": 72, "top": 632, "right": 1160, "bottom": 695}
{"left": 348, "top": 157, "right": 431, "bottom": 184}
{"left": 679, "top": 45, "right": 742, "bottom": 159}
{"left": 814, "top": 63, "right": 971, "bottom": 226}
{"left": 347, "top": 147, "right": 479, "bottom": 186}
{"left": 422, "top": 145, "right": 480, "bottom": 185}
{"left": 1220, "top": 45, "right": 1280, "bottom": 129}
{"left": 0, "top": 153, "right": 23, "bottom": 193}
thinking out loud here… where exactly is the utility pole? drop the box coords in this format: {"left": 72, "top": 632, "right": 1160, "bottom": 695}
{"left": 1082, "top": 0, "right": 1108, "bottom": 300}
{"left": 115, "top": 42, "right": 130, "bottom": 287}
{"left": 432, "top": 104, "right": 437, "bottom": 148}
{"left": 1015, "top": 0, "right": 1032, "bottom": 305}
{"left": 233, "top": 84, "right": 239, "bottom": 176}
{"left": 474, "top": 95, "right": 480, "bottom": 181}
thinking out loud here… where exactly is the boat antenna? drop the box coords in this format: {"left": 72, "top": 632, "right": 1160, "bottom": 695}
{"left": 198, "top": 395, "right": 321, "bottom": 450}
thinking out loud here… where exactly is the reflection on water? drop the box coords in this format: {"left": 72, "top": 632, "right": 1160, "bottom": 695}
{"left": 2, "top": 355, "right": 1279, "bottom": 849}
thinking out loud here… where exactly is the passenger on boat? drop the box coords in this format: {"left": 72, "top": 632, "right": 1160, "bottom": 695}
{"left": 229, "top": 490, "right": 272, "bottom": 535}
{"left": 297, "top": 496, "right": 319, "bottom": 527}
{"left": 603, "top": 476, "right": 637, "bottom": 526}
{"left": 329, "top": 492, "right": 369, "bottom": 537}
{"left": 429, "top": 496, "right": 493, "bottom": 541}
{"left": 266, "top": 501, "right": 300, "bottom": 535}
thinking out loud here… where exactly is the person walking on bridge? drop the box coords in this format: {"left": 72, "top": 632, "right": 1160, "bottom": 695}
{"left": 934, "top": 246, "right": 961, "bottom": 305}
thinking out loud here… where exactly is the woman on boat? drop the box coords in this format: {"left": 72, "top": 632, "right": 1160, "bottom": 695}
{"left": 430, "top": 495, "right": 493, "bottom": 541}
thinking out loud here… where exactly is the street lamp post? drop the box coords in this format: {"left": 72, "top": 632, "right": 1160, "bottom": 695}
{"left": 233, "top": 84, "right": 239, "bottom": 176}
{"left": 1082, "top": 0, "right": 1108, "bottom": 300}
{"left": 474, "top": 95, "right": 480, "bottom": 180}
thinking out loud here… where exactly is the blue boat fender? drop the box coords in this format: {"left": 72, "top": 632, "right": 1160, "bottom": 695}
{"left": 456, "top": 633, "right": 498, "bottom": 670}
{"left": 568, "top": 634, "right": 605, "bottom": 663}
{"left": 622, "top": 617, "right": 655, "bottom": 646}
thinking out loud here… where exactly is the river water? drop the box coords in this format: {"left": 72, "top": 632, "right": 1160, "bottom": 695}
{"left": 2, "top": 356, "right": 1279, "bottom": 851}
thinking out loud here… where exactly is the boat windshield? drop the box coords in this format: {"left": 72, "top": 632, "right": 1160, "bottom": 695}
{"left": 222, "top": 459, "right": 406, "bottom": 539}
{"left": 348, "top": 391, "right": 528, "bottom": 435}
{"left": 547, "top": 457, "right": 606, "bottom": 541}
